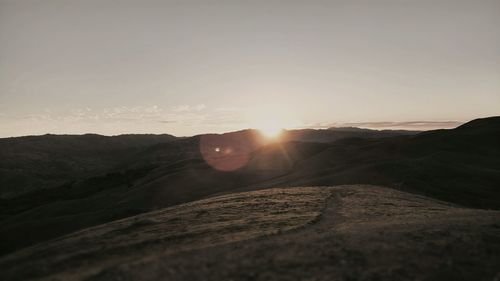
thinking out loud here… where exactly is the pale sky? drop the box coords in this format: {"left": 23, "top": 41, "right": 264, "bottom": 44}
{"left": 1, "top": 0, "right": 499, "bottom": 137}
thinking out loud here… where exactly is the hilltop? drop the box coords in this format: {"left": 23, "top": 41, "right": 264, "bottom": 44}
{"left": 1, "top": 186, "right": 498, "bottom": 281}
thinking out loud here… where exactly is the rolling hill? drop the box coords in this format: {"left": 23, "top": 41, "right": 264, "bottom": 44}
{"left": 0, "top": 117, "right": 498, "bottom": 257}
{"left": 1, "top": 186, "right": 498, "bottom": 281}
{"left": 0, "top": 134, "right": 178, "bottom": 198}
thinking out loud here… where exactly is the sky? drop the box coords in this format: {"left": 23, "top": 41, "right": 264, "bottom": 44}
{"left": 0, "top": 0, "right": 499, "bottom": 137}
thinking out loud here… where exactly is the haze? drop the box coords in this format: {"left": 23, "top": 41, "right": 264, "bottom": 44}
{"left": 0, "top": 0, "right": 499, "bottom": 137}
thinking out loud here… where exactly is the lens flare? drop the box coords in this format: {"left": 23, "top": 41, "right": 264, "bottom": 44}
{"left": 199, "top": 134, "right": 252, "bottom": 172}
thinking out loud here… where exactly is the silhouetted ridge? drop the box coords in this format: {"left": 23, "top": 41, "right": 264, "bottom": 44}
{"left": 455, "top": 116, "right": 500, "bottom": 131}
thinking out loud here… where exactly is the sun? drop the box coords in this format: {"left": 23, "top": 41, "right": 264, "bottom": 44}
{"left": 254, "top": 118, "right": 289, "bottom": 139}
{"left": 259, "top": 125, "right": 283, "bottom": 138}
{"left": 246, "top": 106, "right": 301, "bottom": 139}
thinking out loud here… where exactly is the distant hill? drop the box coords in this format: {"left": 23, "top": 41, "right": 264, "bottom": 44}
{"left": 0, "top": 134, "right": 177, "bottom": 198}
{"left": 280, "top": 127, "right": 419, "bottom": 143}
{"left": 0, "top": 117, "right": 498, "bottom": 256}
{"left": 244, "top": 116, "right": 500, "bottom": 209}
{"left": 0, "top": 127, "right": 417, "bottom": 198}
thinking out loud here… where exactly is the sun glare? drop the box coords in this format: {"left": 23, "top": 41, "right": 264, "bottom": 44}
{"left": 246, "top": 106, "right": 301, "bottom": 139}
{"left": 259, "top": 125, "right": 283, "bottom": 138}
{"left": 254, "top": 118, "right": 292, "bottom": 139}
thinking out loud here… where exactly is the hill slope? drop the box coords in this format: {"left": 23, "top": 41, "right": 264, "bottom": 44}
{"left": 0, "top": 134, "right": 177, "bottom": 198}
{"left": 0, "top": 127, "right": 418, "bottom": 199}
{"left": 248, "top": 116, "right": 500, "bottom": 209}
{"left": 1, "top": 186, "right": 498, "bottom": 281}
{"left": 0, "top": 117, "right": 497, "bottom": 256}
{"left": 0, "top": 187, "right": 331, "bottom": 280}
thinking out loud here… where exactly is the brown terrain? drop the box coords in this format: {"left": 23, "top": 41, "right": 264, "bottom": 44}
{"left": 0, "top": 117, "right": 499, "bottom": 280}
{"left": 1, "top": 185, "right": 499, "bottom": 281}
{"left": 1, "top": 117, "right": 499, "bottom": 259}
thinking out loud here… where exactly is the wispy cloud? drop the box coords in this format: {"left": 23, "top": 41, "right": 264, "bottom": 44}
{"left": 309, "top": 120, "right": 464, "bottom": 130}
{"left": 0, "top": 104, "right": 245, "bottom": 137}
{"left": 172, "top": 104, "right": 206, "bottom": 112}
{"left": 1, "top": 103, "right": 468, "bottom": 137}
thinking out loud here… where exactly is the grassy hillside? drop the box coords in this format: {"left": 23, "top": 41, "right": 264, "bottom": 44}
{"left": 252, "top": 116, "right": 500, "bottom": 209}
{"left": 0, "top": 134, "right": 177, "bottom": 198}
{"left": 0, "top": 187, "right": 330, "bottom": 281}
{"left": 1, "top": 186, "right": 498, "bottom": 281}
{"left": 0, "top": 117, "right": 498, "bottom": 256}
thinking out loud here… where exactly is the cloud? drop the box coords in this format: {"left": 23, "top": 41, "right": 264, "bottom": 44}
{"left": 101, "top": 106, "right": 163, "bottom": 120}
{"left": 312, "top": 120, "right": 464, "bottom": 130}
{"left": 214, "top": 106, "right": 242, "bottom": 112}
{"left": 4, "top": 105, "right": 466, "bottom": 137}
{"left": 172, "top": 104, "right": 206, "bottom": 112}
{"left": 0, "top": 105, "right": 466, "bottom": 137}
{"left": 0, "top": 104, "right": 234, "bottom": 136}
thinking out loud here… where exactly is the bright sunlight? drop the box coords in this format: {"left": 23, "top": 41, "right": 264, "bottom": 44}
{"left": 247, "top": 107, "right": 300, "bottom": 139}
{"left": 259, "top": 124, "right": 283, "bottom": 138}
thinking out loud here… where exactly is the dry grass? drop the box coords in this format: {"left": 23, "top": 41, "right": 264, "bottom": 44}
{"left": 2, "top": 185, "right": 499, "bottom": 281}
{"left": 0, "top": 187, "right": 331, "bottom": 281}
{"left": 90, "top": 185, "right": 500, "bottom": 281}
